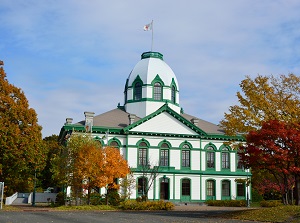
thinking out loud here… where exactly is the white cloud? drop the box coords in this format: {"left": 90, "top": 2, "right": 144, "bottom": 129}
{"left": 1, "top": 0, "right": 300, "bottom": 137}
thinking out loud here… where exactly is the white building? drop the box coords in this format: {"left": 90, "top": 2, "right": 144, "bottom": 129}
{"left": 59, "top": 51, "right": 250, "bottom": 203}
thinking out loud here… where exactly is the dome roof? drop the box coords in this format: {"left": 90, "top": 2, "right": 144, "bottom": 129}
{"left": 127, "top": 52, "right": 179, "bottom": 89}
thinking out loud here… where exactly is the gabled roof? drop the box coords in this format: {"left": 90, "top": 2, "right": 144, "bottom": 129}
{"left": 60, "top": 104, "right": 243, "bottom": 141}
{"left": 123, "top": 104, "right": 207, "bottom": 137}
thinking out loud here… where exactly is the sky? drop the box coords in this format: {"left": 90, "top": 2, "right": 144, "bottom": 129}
{"left": 1, "top": 0, "right": 300, "bottom": 137}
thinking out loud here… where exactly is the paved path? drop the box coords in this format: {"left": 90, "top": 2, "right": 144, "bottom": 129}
{"left": 0, "top": 205, "right": 262, "bottom": 223}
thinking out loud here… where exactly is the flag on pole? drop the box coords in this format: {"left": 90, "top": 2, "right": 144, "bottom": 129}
{"left": 144, "top": 21, "right": 153, "bottom": 31}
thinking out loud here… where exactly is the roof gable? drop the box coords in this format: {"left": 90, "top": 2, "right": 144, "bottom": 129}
{"left": 124, "top": 104, "right": 207, "bottom": 137}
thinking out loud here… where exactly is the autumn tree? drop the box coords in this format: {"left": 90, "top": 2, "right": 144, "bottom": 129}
{"left": 240, "top": 120, "right": 300, "bottom": 204}
{"left": 52, "top": 134, "right": 130, "bottom": 205}
{"left": 220, "top": 74, "right": 300, "bottom": 135}
{"left": 220, "top": 74, "right": 300, "bottom": 205}
{"left": 0, "top": 61, "right": 46, "bottom": 196}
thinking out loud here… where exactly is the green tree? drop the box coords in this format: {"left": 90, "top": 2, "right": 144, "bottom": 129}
{"left": 0, "top": 61, "right": 46, "bottom": 195}
{"left": 40, "top": 135, "right": 60, "bottom": 190}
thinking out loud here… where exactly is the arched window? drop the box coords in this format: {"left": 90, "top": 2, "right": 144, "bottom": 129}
{"left": 222, "top": 147, "right": 230, "bottom": 169}
{"left": 160, "top": 143, "right": 169, "bottom": 166}
{"left": 138, "top": 142, "right": 148, "bottom": 166}
{"left": 207, "top": 180, "right": 215, "bottom": 197}
{"left": 109, "top": 140, "right": 119, "bottom": 148}
{"left": 222, "top": 180, "right": 230, "bottom": 197}
{"left": 206, "top": 146, "right": 215, "bottom": 169}
{"left": 134, "top": 82, "right": 142, "bottom": 100}
{"left": 182, "top": 179, "right": 191, "bottom": 196}
{"left": 182, "top": 144, "right": 190, "bottom": 167}
{"left": 153, "top": 82, "right": 162, "bottom": 100}
{"left": 137, "top": 177, "right": 147, "bottom": 196}
{"left": 171, "top": 86, "right": 176, "bottom": 104}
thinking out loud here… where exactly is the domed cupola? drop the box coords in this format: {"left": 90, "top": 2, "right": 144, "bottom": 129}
{"left": 124, "top": 52, "right": 180, "bottom": 118}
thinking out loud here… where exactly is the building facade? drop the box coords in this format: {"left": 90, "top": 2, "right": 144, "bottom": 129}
{"left": 59, "top": 51, "right": 250, "bottom": 203}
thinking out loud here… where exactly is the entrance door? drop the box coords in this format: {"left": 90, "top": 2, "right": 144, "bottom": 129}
{"left": 160, "top": 178, "right": 169, "bottom": 200}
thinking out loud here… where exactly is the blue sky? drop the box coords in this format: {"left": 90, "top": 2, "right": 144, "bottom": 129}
{"left": 1, "top": 0, "right": 300, "bottom": 137}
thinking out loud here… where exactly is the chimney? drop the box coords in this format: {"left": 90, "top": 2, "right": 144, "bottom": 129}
{"left": 84, "top": 111, "right": 95, "bottom": 132}
{"left": 65, "top": 118, "right": 73, "bottom": 125}
{"left": 191, "top": 118, "right": 199, "bottom": 126}
{"left": 128, "top": 114, "right": 136, "bottom": 125}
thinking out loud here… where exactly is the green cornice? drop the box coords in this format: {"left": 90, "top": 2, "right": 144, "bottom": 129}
{"left": 126, "top": 98, "right": 180, "bottom": 106}
{"left": 141, "top": 52, "right": 163, "bottom": 60}
{"left": 131, "top": 166, "right": 252, "bottom": 176}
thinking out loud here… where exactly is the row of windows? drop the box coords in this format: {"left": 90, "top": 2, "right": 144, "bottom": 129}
{"left": 138, "top": 144, "right": 243, "bottom": 169}
{"left": 137, "top": 177, "right": 246, "bottom": 197}
{"left": 131, "top": 82, "right": 176, "bottom": 103}
{"left": 100, "top": 140, "right": 243, "bottom": 170}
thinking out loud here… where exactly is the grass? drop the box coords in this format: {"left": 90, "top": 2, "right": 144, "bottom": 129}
{"left": 224, "top": 205, "right": 300, "bottom": 223}
{"left": 55, "top": 205, "right": 117, "bottom": 211}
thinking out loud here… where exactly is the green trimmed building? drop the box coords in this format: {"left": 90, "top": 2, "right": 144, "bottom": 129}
{"left": 59, "top": 51, "right": 250, "bottom": 203}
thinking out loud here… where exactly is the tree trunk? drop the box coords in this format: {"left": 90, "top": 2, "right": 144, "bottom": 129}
{"left": 295, "top": 175, "right": 300, "bottom": 205}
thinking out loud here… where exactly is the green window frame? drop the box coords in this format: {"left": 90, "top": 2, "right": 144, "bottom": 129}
{"left": 137, "top": 177, "right": 147, "bottom": 196}
{"left": 134, "top": 82, "right": 142, "bottom": 100}
{"left": 222, "top": 148, "right": 230, "bottom": 169}
{"left": 206, "top": 146, "right": 215, "bottom": 168}
{"left": 181, "top": 179, "right": 191, "bottom": 196}
{"left": 160, "top": 143, "right": 169, "bottom": 166}
{"left": 207, "top": 180, "right": 215, "bottom": 196}
{"left": 181, "top": 144, "right": 190, "bottom": 168}
{"left": 138, "top": 142, "right": 148, "bottom": 166}
{"left": 171, "top": 85, "right": 176, "bottom": 104}
{"left": 222, "top": 180, "right": 230, "bottom": 197}
{"left": 237, "top": 182, "right": 245, "bottom": 197}
{"left": 153, "top": 82, "right": 162, "bottom": 100}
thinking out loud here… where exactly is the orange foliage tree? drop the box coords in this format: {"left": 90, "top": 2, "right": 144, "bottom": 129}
{"left": 0, "top": 61, "right": 46, "bottom": 195}
{"left": 54, "top": 134, "right": 130, "bottom": 205}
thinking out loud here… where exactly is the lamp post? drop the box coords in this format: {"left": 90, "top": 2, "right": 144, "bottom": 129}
{"left": 0, "top": 182, "right": 4, "bottom": 210}
{"left": 32, "top": 169, "right": 36, "bottom": 207}
{"left": 246, "top": 169, "right": 250, "bottom": 207}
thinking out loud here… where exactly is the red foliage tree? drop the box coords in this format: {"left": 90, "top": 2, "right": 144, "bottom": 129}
{"left": 240, "top": 120, "right": 300, "bottom": 205}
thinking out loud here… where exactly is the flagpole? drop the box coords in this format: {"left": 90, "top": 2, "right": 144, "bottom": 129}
{"left": 151, "top": 20, "right": 154, "bottom": 52}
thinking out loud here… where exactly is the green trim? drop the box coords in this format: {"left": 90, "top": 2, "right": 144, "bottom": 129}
{"left": 221, "top": 179, "right": 231, "bottom": 200}
{"left": 151, "top": 74, "right": 165, "bottom": 86}
{"left": 180, "top": 178, "right": 191, "bottom": 202}
{"left": 126, "top": 97, "right": 180, "bottom": 107}
{"left": 108, "top": 137, "right": 121, "bottom": 148}
{"left": 123, "top": 104, "right": 207, "bottom": 136}
{"left": 141, "top": 51, "right": 163, "bottom": 60}
{"left": 159, "top": 176, "right": 170, "bottom": 200}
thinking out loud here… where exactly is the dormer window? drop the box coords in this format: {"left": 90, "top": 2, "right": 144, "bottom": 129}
{"left": 171, "top": 86, "right": 176, "bottom": 104}
{"left": 134, "top": 82, "right": 142, "bottom": 100}
{"left": 153, "top": 82, "right": 162, "bottom": 100}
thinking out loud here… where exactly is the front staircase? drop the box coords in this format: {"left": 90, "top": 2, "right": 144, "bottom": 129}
{"left": 12, "top": 193, "right": 29, "bottom": 205}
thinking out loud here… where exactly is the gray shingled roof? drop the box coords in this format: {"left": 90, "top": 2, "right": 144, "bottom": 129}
{"left": 76, "top": 107, "right": 224, "bottom": 135}
{"left": 181, "top": 113, "right": 225, "bottom": 135}
{"left": 77, "top": 108, "right": 141, "bottom": 129}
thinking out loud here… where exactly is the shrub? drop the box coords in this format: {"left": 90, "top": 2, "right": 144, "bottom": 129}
{"left": 90, "top": 192, "right": 106, "bottom": 205}
{"left": 119, "top": 200, "right": 174, "bottom": 210}
{"left": 107, "top": 190, "right": 122, "bottom": 206}
{"left": 55, "top": 192, "right": 65, "bottom": 206}
{"left": 206, "top": 200, "right": 247, "bottom": 207}
{"left": 260, "top": 200, "right": 282, "bottom": 207}
{"left": 251, "top": 189, "right": 263, "bottom": 202}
